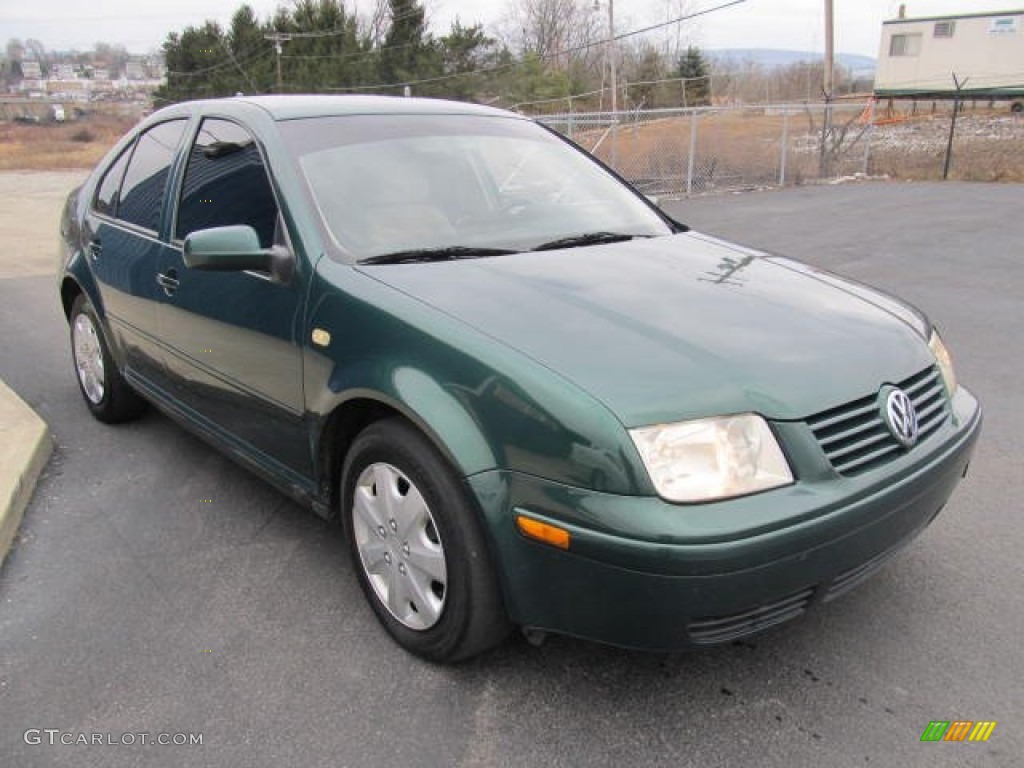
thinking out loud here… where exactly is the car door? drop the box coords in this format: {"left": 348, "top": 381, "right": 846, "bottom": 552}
{"left": 84, "top": 119, "right": 189, "bottom": 390}
{"left": 156, "top": 116, "right": 311, "bottom": 480}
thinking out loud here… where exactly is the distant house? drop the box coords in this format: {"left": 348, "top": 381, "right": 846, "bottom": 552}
{"left": 17, "top": 78, "right": 46, "bottom": 97}
{"left": 20, "top": 60, "right": 42, "bottom": 79}
{"left": 874, "top": 7, "right": 1024, "bottom": 101}
{"left": 147, "top": 60, "right": 167, "bottom": 80}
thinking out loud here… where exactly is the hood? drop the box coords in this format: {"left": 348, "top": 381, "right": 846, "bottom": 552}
{"left": 357, "top": 232, "right": 934, "bottom": 426}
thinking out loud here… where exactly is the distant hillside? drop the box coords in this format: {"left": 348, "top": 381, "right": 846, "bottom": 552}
{"left": 708, "top": 48, "right": 877, "bottom": 74}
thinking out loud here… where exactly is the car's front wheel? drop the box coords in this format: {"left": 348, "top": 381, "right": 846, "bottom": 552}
{"left": 69, "top": 294, "right": 145, "bottom": 423}
{"left": 341, "top": 418, "right": 510, "bottom": 662}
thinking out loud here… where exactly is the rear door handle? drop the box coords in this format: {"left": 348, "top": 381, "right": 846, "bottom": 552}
{"left": 156, "top": 268, "right": 179, "bottom": 296}
{"left": 87, "top": 239, "right": 102, "bottom": 261}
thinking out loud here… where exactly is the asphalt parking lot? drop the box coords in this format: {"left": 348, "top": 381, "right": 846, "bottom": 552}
{"left": 1, "top": 177, "right": 1021, "bottom": 767}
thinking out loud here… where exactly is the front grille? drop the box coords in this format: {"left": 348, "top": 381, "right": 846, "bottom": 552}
{"left": 806, "top": 366, "right": 949, "bottom": 476}
{"left": 687, "top": 588, "right": 814, "bottom": 645}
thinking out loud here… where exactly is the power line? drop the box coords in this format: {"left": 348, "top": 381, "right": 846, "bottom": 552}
{"left": 280, "top": 39, "right": 423, "bottom": 61}
{"left": 166, "top": 42, "right": 270, "bottom": 78}
{"left": 512, "top": 75, "right": 715, "bottom": 111}
{"left": 220, "top": 37, "right": 260, "bottom": 94}
{"left": 612, "top": 0, "right": 747, "bottom": 43}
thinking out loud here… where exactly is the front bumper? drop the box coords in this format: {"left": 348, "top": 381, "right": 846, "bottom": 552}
{"left": 468, "top": 387, "right": 982, "bottom": 651}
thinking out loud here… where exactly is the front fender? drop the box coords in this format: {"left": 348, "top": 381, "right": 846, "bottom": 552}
{"left": 305, "top": 354, "right": 496, "bottom": 477}
{"left": 303, "top": 262, "right": 654, "bottom": 496}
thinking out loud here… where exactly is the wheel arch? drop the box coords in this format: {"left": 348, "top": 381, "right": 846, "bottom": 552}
{"left": 60, "top": 275, "right": 84, "bottom": 321}
{"left": 62, "top": 271, "right": 139, "bottom": 387}
{"left": 59, "top": 258, "right": 106, "bottom": 324}
{"left": 313, "top": 385, "right": 497, "bottom": 522}
{"left": 314, "top": 396, "right": 402, "bottom": 520}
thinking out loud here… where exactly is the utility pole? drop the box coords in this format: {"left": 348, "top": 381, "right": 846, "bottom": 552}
{"left": 820, "top": 0, "right": 835, "bottom": 177}
{"left": 595, "top": 0, "right": 617, "bottom": 168}
{"left": 608, "top": 0, "right": 617, "bottom": 118}
{"left": 264, "top": 32, "right": 292, "bottom": 92}
{"left": 824, "top": 0, "right": 834, "bottom": 101}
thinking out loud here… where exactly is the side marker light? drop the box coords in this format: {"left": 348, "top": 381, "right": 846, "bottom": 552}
{"left": 516, "top": 515, "right": 570, "bottom": 550}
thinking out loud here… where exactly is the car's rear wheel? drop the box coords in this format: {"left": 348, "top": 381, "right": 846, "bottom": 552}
{"left": 69, "top": 294, "right": 145, "bottom": 423}
{"left": 342, "top": 418, "right": 510, "bottom": 662}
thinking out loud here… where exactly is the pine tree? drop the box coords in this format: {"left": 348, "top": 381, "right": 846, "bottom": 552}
{"left": 379, "top": 0, "right": 434, "bottom": 87}
{"left": 677, "top": 45, "right": 710, "bottom": 106}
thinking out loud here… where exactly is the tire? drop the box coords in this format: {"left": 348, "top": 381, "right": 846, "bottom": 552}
{"left": 341, "top": 418, "right": 510, "bottom": 662}
{"left": 69, "top": 293, "right": 146, "bottom": 423}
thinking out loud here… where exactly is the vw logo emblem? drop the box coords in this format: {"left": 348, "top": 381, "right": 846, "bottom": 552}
{"left": 884, "top": 388, "right": 919, "bottom": 447}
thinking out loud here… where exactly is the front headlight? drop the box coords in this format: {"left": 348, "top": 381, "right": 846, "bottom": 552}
{"left": 928, "top": 329, "right": 957, "bottom": 396}
{"left": 629, "top": 413, "right": 793, "bottom": 503}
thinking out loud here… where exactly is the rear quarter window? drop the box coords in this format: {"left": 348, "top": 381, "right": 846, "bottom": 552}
{"left": 93, "top": 145, "right": 133, "bottom": 217}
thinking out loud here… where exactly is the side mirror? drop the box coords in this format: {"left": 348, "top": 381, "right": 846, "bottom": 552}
{"left": 183, "top": 225, "right": 293, "bottom": 282}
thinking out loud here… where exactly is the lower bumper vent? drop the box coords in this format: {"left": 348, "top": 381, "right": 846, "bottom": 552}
{"left": 687, "top": 588, "right": 814, "bottom": 645}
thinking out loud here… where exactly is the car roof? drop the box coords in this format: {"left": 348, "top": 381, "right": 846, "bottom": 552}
{"left": 158, "top": 94, "right": 520, "bottom": 122}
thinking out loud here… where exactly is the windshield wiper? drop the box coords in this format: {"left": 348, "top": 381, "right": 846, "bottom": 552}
{"left": 531, "top": 232, "right": 650, "bottom": 252}
{"left": 359, "top": 246, "right": 520, "bottom": 265}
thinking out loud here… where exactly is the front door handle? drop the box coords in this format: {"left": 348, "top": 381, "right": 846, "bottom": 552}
{"left": 156, "top": 268, "right": 179, "bottom": 296}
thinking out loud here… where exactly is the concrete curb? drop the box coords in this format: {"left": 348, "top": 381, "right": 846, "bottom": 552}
{"left": 0, "top": 378, "right": 52, "bottom": 567}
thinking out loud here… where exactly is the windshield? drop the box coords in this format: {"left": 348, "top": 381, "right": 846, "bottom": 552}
{"left": 280, "top": 114, "right": 673, "bottom": 261}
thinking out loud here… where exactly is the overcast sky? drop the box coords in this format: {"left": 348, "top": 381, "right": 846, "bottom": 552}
{"left": 1, "top": 0, "right": 1019, "bottom": 57}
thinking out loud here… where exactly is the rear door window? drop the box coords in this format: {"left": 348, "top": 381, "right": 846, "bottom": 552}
{"left": 117, "top": 119, "right": 188, "bottom": 233}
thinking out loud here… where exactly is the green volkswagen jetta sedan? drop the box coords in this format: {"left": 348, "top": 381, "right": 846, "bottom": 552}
{"left": 58, "top": 95, "right": 981, "bottom": 662}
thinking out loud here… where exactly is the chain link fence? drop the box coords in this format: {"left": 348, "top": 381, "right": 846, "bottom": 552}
{"left": 532, "top": 99, "right": 1024, "bottom": 196}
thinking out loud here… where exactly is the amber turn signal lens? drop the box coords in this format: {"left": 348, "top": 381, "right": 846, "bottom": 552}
{"left": 516, "top": 515, "right": 570, "bottom": 550}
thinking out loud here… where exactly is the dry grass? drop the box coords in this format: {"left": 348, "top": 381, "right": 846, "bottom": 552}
{"left": 560, "top": 106, "right": 1024, "bottom": 191}
{"left": 0, "top": 114, "right": 135, "bottom": 171}
{"left": 866, "top": 113, "right": 1024, "bottom": 182}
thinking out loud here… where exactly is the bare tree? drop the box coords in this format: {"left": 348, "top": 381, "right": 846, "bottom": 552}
{"left": 496, "top": 0, "right": 603, "bottom": 75}
{"left": 355, "top": 0, "right": 392, "bottom": 47}
{"left": 657, "top": 0, "right": 696, "bottom": 61}
{"left": 24, "top": 38, "right": 47, "bottom": 63}
{"left": 620, "top": 41, "right": 667, "bottom": 108}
